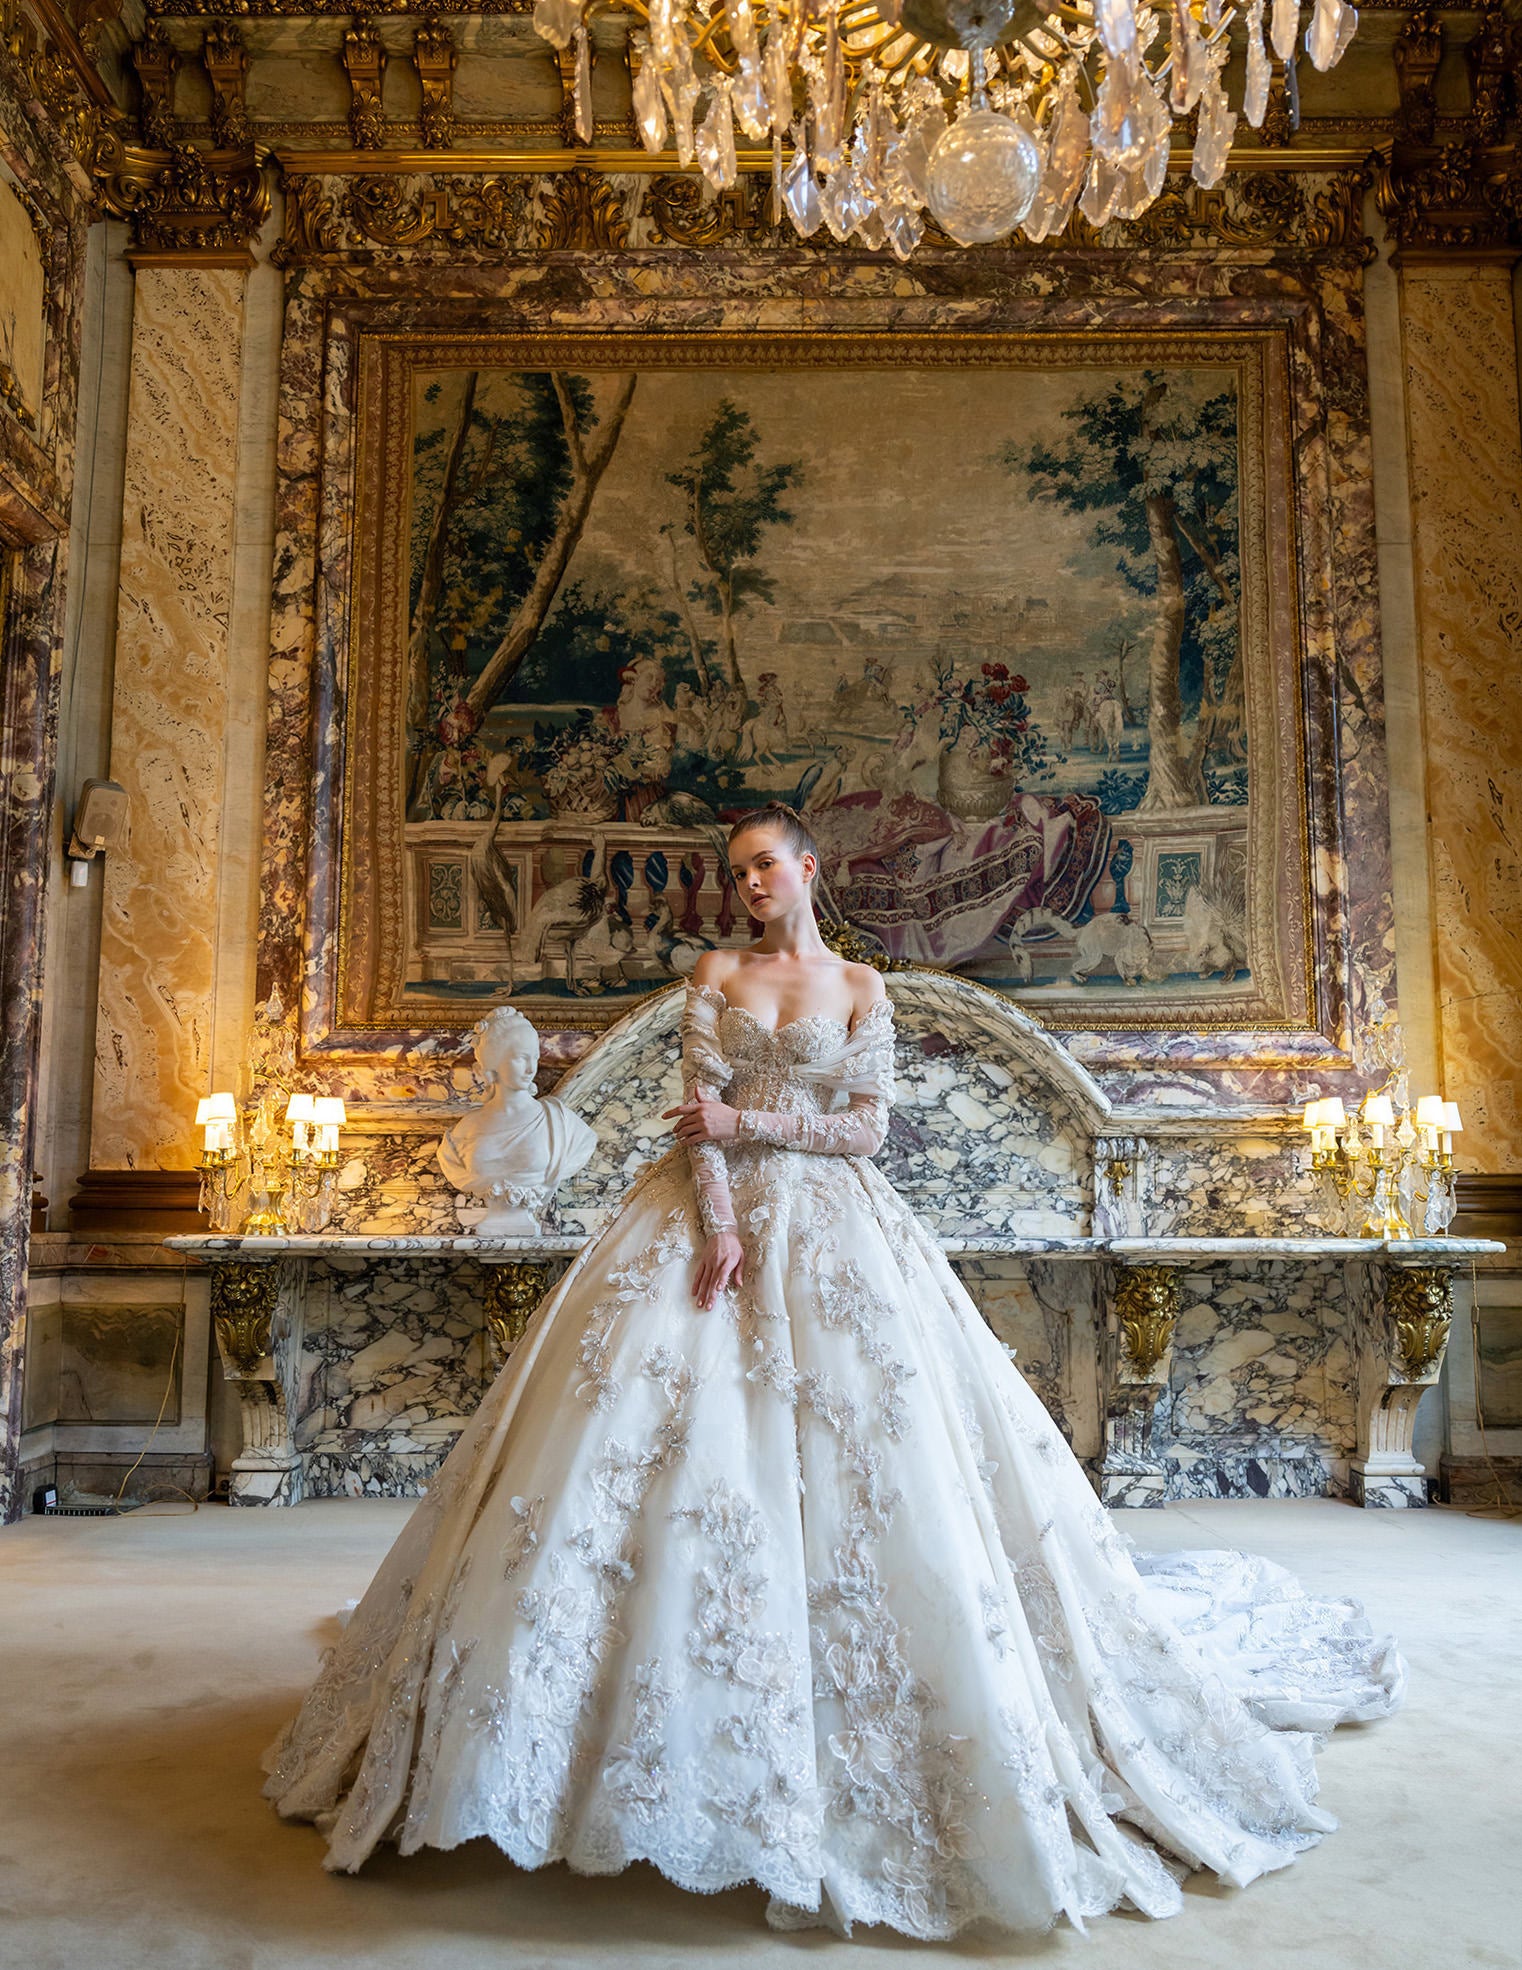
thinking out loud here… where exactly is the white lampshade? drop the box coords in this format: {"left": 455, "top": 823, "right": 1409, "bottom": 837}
{"left": 1440, "top": 1102, "right": 1464, "bottom": 1132}
{"left": 1362, "top": 1093, "right": 1395, "bottom": 1128}
{"left": 203, "top": 1091, "right": 236, "bottom": 1122}
{"left": 285, "top": 1093, "right": 316, "bottom": 1123}
{"left": 1414, "top": 1095, "right": 1446, "bottom": 1128}
{"left": 312, "top": 1098, "right": 347, "bottom": 1125}
{"left": 1321, "top": 1097, "right": 1347, "bottom": 1128}
{"left": 1301, "top": 1099, "right": 1323, "bottom": 1129}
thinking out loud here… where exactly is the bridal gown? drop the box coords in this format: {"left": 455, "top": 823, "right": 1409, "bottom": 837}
{"left": 263, "top": 983, "right": 1404, "bottom": 1940}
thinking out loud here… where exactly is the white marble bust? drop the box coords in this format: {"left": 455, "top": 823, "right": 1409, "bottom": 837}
{"left": 437, "top": 1006, "right": 597, "bottom": 1235}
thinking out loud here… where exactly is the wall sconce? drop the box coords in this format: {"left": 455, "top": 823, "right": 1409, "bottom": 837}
{"left": 65, "top": 777, "right": 128, "bottom": 888}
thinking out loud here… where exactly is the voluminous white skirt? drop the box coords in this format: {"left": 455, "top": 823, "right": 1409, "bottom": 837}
{"left": 263, "top": 1143, "right": 1403, "bottom": 1940}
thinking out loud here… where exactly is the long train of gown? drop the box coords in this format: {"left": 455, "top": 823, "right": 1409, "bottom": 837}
{"left": 263, "top": 989, "right": 1403, "bottom": 1940}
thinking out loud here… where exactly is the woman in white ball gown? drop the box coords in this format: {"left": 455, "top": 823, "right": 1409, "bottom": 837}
{"left": 264, "top": 803, "right": 1403, "bottom": 1940}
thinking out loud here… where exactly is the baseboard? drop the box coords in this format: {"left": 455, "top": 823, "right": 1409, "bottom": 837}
{"left": 67, "top": 1169, "right": 207, "bottom": 1234}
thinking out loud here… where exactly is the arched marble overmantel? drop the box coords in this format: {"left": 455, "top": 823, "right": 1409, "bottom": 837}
{"left": 551, "top": 969, "right": 1114, "bottom": 1241}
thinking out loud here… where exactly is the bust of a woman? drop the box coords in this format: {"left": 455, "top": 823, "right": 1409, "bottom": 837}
{"left": 437, "top": 1006, "right": 597, "bottom": 1235}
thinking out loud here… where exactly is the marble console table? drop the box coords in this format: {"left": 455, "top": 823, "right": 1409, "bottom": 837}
{"left": 170, "top": 1230, "right": 1502, "bottom": 1512}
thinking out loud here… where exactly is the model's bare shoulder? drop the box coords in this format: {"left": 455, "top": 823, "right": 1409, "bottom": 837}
{"left": 845, "top": 961, "right": 888, "bottom": 1017}
{"left": 690, "top": 949, "right": 734, "bottom": 993}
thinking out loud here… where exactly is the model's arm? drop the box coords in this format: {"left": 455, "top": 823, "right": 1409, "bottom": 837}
{"left": 732, "top": 1097, "right": 889, "bottom": 1158}
{"left": 678, "top": 980, "right": 738, "bottom": 1235}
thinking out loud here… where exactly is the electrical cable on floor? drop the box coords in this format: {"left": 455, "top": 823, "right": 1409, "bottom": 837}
{"left": 110, "top": 1265, "right": 199, "bottom": 1516}
{"left": 1464, "top": 1260, "right": 1521, "bottom": 1522}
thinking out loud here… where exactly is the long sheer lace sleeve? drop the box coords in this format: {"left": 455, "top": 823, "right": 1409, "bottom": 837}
{"left": 734, "top": 996, "right": 896, "bottom": 1159}
{"left": 679, "top": 982, "right": 738, "bottom": 1235}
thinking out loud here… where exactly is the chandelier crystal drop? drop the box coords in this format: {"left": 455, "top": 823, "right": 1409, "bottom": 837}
{"left": 534, "top": 0, "right": 1359, "bottom": 256}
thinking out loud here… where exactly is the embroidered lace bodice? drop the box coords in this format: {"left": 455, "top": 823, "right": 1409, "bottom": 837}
{"left": 263, "top": 980, "right": 1405, "bottom": 1942}
{"left": 679, "top": 983, "right": 895, "bottom": 1236}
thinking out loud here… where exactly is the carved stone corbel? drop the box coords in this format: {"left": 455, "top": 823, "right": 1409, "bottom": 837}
{"left": 1392, "top": 3, "right": 1441, "bottom": 146}
{"left": 342, "top": 14, "right": 387, "bottom": 151}
{"left": 203, "top": 20, "right": 251, "bottom": 152}
{"left": 210, "top": 1260, "right": 306, "bottom": 1505}
{"left": 413, "top": 18, "right": 457, "bottom": 152}
{"left": 1096, "top": 1263, "right": 1180, "bottom": 1507}
{"left": 1350, "top": 1263, "right": 1454, "bottom": 1507}
{"left": 132, "top": 16, "right": 179, "bottom": 150}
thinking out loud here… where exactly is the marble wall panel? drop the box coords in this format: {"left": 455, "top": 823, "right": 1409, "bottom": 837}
{"left": 1399, "top": 262, "right": 1522, "bottom": 1170}
{"left": 292, "top": 1255, "right": 493, "bottom": 1496}
{"left": 1155, "top": 1260, "right": 1358, "bottom": 1498}
{"left": 91, "top": 266, "right": 249, "bottom": 1171}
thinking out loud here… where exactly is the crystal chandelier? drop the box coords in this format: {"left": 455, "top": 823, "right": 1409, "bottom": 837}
{"left": 532, "top": 0, "right": 1359, "bottom": 254}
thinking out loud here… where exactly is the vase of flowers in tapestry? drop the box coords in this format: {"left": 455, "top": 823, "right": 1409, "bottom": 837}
{"left": 931, "top": 661, "right": 1047, "bottom": 820}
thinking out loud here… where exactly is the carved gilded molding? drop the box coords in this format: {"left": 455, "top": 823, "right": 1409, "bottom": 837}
{"left": 92, "top": 129, "right": 271, "bottom": 264}
{"left": 271, "top": 159, "right": 1372, "bottom": 262}
{"left": 2, "top": 0, "right": 117, "bottom": 171}
{"left": 343, "top": 14, "right": 389, "bottom": 151}
{"left": 1378, "top": 0, "right": 1521, "bottom": 255}
{"left": 1113, "top": 1265, "right": 1181, "bottom": 1378}
{"left": 483, "top": 1259, "right": 552, "bottom": 1366}
{"left": 203, "top": 20, "right": 252, "bottom": 151}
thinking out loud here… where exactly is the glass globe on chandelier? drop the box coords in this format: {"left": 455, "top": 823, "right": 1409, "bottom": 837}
{"left": 532, "top": 0, "right": 1359, "bottom": 258}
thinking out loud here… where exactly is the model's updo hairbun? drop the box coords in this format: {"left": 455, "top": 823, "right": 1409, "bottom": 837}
{"left": 727, "top": 801, "right": 819, "bottom": 864}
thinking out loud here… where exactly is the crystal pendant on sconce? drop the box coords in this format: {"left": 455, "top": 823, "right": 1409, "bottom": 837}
{"left": 925, "top": 105, "right": 1042, "bottom": 244}
{"left": 1270, "top": 0, "right": 1301, "bottom": 61}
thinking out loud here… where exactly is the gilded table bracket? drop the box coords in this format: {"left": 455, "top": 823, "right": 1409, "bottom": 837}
{"left": 1350, "top": 1263, "right": 1455, "bottom": 1509}
{"left": 210, "top": 1259, "right": 306, "bottom": 1506}
{"left": 1097, "top": 1261, "right": 1181, "bottom": 1509}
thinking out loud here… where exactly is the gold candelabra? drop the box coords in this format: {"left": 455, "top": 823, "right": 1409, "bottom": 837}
{"left": 1300, "top": 991, "right": 1462, "bottom": 1239}
{"left": 196, "top": 1088, "right": 349, "bottom": 1235}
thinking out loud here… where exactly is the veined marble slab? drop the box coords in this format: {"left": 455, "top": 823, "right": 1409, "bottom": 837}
{"left": 168, "top": 1232, "right": 1504, "bottom": 1263}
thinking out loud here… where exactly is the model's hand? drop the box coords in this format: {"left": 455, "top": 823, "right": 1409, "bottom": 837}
{"left": 663, "top": 1096, "right": 740, "bottom": 1144}
{"left": 693, "top": 1230, "right": 744, "bottom": 1310}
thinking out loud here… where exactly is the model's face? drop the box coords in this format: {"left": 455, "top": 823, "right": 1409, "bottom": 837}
{"left": 728, "top": 827, "right": 814, "bottom": 919}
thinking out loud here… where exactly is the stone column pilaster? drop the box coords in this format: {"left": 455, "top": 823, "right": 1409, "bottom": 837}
{"left": 1395, "top": 253, "right": 1522, "bottom": 1166}
{"left": 88, "top": 265, "right": 252, "bottom": 1172}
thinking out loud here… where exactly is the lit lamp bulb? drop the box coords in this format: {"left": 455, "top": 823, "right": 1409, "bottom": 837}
{"left": 196, "top": 1092, "right": 237, "bottom": 1158}
{"left": 285, "top": 1092, "right": 316, "bottom": 1154}
{"left": 312, "top": 1096, "right": 347, "bottom": 1160}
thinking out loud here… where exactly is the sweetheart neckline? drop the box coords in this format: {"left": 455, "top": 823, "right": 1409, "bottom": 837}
{"left": 721, "top": 1001, "right": 851, "bottom": 1040}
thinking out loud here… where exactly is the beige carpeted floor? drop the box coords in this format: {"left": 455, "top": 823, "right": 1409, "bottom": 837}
{"left": 1, "top": 1496, "right": 1517, "bottom": 1970}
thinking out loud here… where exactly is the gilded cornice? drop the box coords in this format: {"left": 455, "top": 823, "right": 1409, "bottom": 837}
{"left": 270, "top": 158, "right": 1373, "bottom": 263}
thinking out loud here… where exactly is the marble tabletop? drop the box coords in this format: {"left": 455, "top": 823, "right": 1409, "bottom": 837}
{"left": 166, "top": 1232, "right": 1505, "bottom": 1264}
